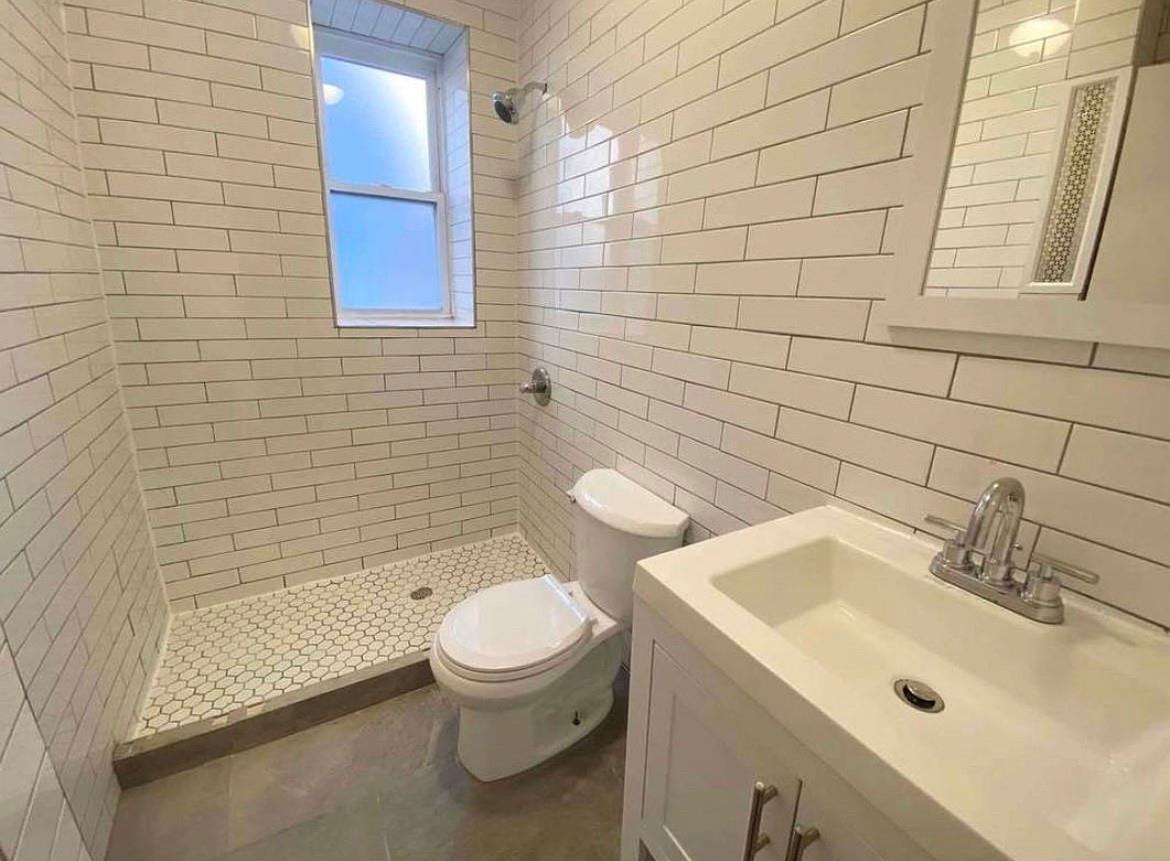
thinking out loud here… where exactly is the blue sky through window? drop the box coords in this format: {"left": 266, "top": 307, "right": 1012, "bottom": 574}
{"left": 320, "top": 55, "right": 432, "bottom": 191}
{"left": 328, "top": 192, "right": 443, "bottom": 311}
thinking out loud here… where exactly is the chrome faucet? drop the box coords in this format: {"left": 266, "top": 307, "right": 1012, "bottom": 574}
{"left": 965, "top": 476, "right": 1026, "bottom": 586}
{"left": 925, "top": 477, "right": 1099, "bottom": 624}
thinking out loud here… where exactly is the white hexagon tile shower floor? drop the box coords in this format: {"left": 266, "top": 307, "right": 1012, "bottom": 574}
{"left": 134, "top": 534, "right": 548, "bottom": 738}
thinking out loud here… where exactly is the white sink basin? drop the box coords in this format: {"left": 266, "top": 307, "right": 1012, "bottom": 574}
{"left": 635, "top": 506, "right": 1170, "bottom": 861}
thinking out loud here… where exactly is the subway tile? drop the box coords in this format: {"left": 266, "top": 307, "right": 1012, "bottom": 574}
{"left": 764, "top": 6, "right": 924, "bottom": 104}
{"left": 812, "top": 159, "right": 906, "bottom": 215}
{"left": 929, "top": 449, "right": 1170, "bottom": 568}
{"left": 92, "top": 64, "right": 211, "bottom": 103}
{"left": 705, "top": 178, "right": 815, "bottom": 229}
{"left": 951, "top": 357, "right": 1170, "bottom": 440}
{"left": 788, "top": 338, "right": 955, "bottom": 395}
{"left": 836, "top": 462, "right": 975, "bottom": 536}
{"left": 729, "top": 362, "right": 854, "bottom": 418}
{"left": 778, "top": 406, "right": 934, "bottom": 482}
{"left": 710, "top": 89, "right": 828, "bottom": 159}
{"left": 718, "top": 0, "right": 841, "bottom": 86}
{"left": 651, "top": 347, "right": 731, "bottom": 387}
{"left": 672, "top": 72, "right": 767, "bottom": 139}
{"left": 747, "top": 211, "right": 887, "bottom": 260}
{"left": 757, "top": 111, "right": 907, "bottom": 184}
{"left": 666, "top": 153, "right": 758, "bottom": 203}
{"left": 656, "top": 294, "right": 739, "bottom": 326}
{"left": 690, "top": 326, "right": 791, "bottom": 364}
{"left": 683, "top": 383, "right": 777, "bottom": 433}
{"left": 851, "top": 386, "right": 1069, "bottom": 470}
{"left": 87, "top": 9, "right": 206, "bottom": 52}
{"left": 640, "top": 58, "right": 719, "bottom": 121}
{"left": 766, "top": 470, "right": 832, "bottom": 513}
{"left": 841, "top": 0, "right": 922, "bottom": 33}
{"left": 679, "top": 437, "right": 769, "bottom": 495}
{"left": 738, "top": 296, "right": 871, "bottom": 340}
{"left": 1033, "top": 529, "right": 1170, "bottom": 628}
{"left": 648, "top": 399, "right": 724, "bottom": 446}
{"left": 715, "top": 480, "right": 785, "bottom": 524}
{"left": 660, "top": 228, "right": 747, "bottom": 264}
{"left": 613, "top": 46, "right": 678, "bottom": 107}
{"left": 1060, "top": 426, "right": 1170, "bottom": 504}
{"left": 695, "top": 260, "right": 801, "bottom": 296}
{"left": 722, "top": 423, "right": 840, "bottom": 490}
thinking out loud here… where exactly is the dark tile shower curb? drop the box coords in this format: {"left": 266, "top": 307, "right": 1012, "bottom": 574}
{"left": 114, "top": 651, "right": 434, "bottom": 787}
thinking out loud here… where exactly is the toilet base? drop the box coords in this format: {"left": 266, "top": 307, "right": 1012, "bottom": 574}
{"left": 454, "top": 637, "right": 622, "bottom": 781}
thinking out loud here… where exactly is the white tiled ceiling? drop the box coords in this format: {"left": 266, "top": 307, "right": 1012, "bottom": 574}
{"left": 311, "top": 0, "right": 465, "bottom": 54}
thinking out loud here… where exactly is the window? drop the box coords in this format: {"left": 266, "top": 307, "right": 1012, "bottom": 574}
{"left": 314, "top": 30, "right": 453, "bottom": 325}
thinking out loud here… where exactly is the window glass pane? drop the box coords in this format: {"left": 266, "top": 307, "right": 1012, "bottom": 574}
{"left": 320, "top": 55, "right": 432, "bottom": 191}
{"left": 328, "top": 192, "right": 443, "bottom": 313}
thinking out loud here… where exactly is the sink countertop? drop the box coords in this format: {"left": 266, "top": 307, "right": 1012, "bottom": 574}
{"left": 635, "top": 505, "right": 1170, "bottom": 861}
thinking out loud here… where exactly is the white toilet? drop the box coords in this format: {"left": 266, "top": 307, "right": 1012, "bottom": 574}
{"left": 429, "top": 468, "right": 689, "bottom": 781}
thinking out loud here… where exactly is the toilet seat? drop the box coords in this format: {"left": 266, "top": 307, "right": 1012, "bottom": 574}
{"left": 436, "top": 575, "right": 594, "bottom": 682}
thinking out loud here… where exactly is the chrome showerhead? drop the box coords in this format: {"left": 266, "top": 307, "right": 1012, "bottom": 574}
{"left": 491, "top": 82, "right": 547, "bottom": 124}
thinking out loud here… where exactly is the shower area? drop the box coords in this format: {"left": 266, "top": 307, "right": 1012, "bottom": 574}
{"left": 105, "top": 0, "right": 563, "bottom": 781}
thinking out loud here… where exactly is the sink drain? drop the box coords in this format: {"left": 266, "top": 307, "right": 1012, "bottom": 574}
{"left": 894, "top": 678, "right": 944, "bottom": 713}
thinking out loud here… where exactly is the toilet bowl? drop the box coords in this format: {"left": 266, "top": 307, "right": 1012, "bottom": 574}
{"left": 429, "top": 469, "right": 689, "bottom": 781}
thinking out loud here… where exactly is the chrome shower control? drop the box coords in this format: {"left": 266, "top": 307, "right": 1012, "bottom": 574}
{"left": 520, "top": 367, "right": 551, "bottom": 405}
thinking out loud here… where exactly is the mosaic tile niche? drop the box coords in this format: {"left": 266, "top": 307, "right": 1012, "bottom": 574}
{"left": 136, "top": 534, "right": 547, "bottom": 736}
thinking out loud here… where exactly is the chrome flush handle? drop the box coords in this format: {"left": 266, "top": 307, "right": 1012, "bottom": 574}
{"left": 741, "top": 782, "right": 779, "bottom": 861}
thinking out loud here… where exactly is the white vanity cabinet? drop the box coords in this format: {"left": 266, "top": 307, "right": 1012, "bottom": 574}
{"left": 621, "top": 602, "right": 931, "bottom": 861}
{"left": 640, "top": 644, "right": 800, "bottom": 861}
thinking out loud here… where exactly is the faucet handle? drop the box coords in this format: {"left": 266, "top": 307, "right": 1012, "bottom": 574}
{"left": 924, "top": 514, "right": 972, "bottom": 573}
{"left": 1029, "top": 552, "right": 1100, "bottom": 585}
{"left": 924, "top": 514, "right": 967, "bottom": 541}
{"left": 1020, "top": 553, "right": 1100, "bottom": 622}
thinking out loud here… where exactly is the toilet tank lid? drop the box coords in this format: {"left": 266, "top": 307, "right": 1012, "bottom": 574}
{"left": 569, "top": 469, "right": 689, "bottom": 539}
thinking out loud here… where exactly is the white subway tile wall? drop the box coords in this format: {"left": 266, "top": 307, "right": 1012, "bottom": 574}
{"left": 927, "top": 0, "right": 1144, "bottom": 293}
{"left": 513, "top": 0, "right": 1170, "bottom": 626}
{"left": 0, "top": 641, "right": 93, "bottom": 861}
{"left": 0, "top": 0, "right": 168, "bottom": 854}
{"left": 64, "top": 0, "right": 525, "bottom": 608}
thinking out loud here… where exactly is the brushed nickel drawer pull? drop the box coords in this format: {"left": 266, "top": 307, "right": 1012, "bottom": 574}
{"left": 784, "top": 823, "right": 821, "bottom": 861}
{"left": 741, "top": 781, "right": 779, "bottom": 861}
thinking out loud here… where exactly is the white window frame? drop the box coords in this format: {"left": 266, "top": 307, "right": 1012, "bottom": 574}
{"left": 313, "top": 27, "right": 453, "bottom": 327}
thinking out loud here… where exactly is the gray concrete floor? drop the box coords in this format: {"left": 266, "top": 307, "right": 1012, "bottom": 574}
{"left": 106, "top": 676, "right": 627, "bottom": 861}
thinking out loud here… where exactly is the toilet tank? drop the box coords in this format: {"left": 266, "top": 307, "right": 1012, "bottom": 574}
{"left": 569, "top": 469, "right": 689, "bottom": 623}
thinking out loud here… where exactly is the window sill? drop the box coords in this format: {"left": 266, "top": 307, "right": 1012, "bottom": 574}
{"left": 337, "top": 311, "right": 475, "bottom": 329}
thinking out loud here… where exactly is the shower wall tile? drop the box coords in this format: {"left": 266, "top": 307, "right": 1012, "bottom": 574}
{"left": 0, "top": 0, "right": 169, "bottom": 853}
{"left": 513, "top": 0, "right": 1170, "bottom": 627}
{"left": 1, "top": 641, "right": 92, "bottom": 861}
{"left": 64, "top": 0, "right": 525, "bottom": 607}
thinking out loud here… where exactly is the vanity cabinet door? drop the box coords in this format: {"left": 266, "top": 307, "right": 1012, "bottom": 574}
{"left": 787, "top": 783, "right": 889, "bottom": 861}
{"left": 641, "top": 644, "right": 799, "bottom": 861}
